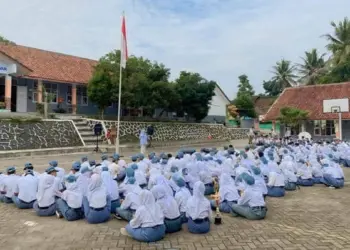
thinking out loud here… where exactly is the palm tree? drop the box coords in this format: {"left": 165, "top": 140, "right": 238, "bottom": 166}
{"left": 324, "top": 17, "right": 350, "bottom": 65}
{"left": 297, "top": 48, "right": 326, "bottom": 85}
{"left": 270, "top": 59, "right": 298, "bottom": 90}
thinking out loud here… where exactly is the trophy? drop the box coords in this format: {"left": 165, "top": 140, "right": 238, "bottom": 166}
{"left": 211, "top": 177, "right": 222, "bottom": 225}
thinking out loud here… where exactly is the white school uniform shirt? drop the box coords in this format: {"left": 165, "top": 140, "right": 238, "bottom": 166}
{"left": 324, "top": 166, "right": 343, "bottom": 179}
{"left": 267, "top": 172, "right": 285, "bottom": 187}
{"left": 175, "top": 187, "right": 191, "bottom": 213}
{"left": 120, "top": 184, "right": 141, "bottom": 210}
{"left": 62, "top": 182, "right": 83, "bottom": 209}
{"left": 252, "top": 175, "right": 268, "bottom": 195}
{"left": 219, "top": 174, "right": 240, "bottom": 202}
{"left": 135, "top": 169, "right": 147, "bottom": 185}
{"left": 129, "top": 190, "right": 164, "bottom": 229}
{"left": 36, "top": 173, "right": 60, "bottom": 207}
{"left": 237, "top": 185, "right": 265, "bottom": 207}
{"left": 185, "top": 181, "right": 212, "bottom": 220}
{"left": 3, "top": 174, "right": 21, "bottom": 198}
{"left": 283, "top": 168, "right": 297, "bottom": 183}
{"left": 152, "top": 185, "right": 180, "bottom": 219}
{"left": 15, "top": 175, "right": 38, "bottom": 202}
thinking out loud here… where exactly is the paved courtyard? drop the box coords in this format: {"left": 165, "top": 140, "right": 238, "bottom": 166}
{"left": 1, "top": 143, "right": 350, "bottom": 250}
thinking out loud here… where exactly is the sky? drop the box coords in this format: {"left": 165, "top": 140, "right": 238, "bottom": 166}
{"left": 1, "top": 0, "right": 350, "bottom": 99}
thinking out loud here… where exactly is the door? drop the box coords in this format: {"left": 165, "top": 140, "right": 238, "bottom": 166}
{"left": 16, "top": 86, "right": 27, "bottom": 112}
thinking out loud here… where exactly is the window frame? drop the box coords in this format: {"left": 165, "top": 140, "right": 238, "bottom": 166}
{"left": 314, "top": 120, "right": 335, "bottom": 136}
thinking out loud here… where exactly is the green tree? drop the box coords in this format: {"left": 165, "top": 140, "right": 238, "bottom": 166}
{"left": 0, "top": 35, "right": 15, "bottom": 45}
{"left": 237, "top": 74, "right": 255, "bottom": 97}
{"left": 324, "top": 17, "right": 350, "bottom": 65}
{"left": 297, "top": 49, "right": 326, "bottom": 85}
{"left": 277, "top": 107, "right": 309, "bottom": 128}
{"left": 262, "top": 80, "right": 282, "bottom": 96}
{"left": 88, "top": 69, "right": 114, "bottom": 119}
{"left": 175, "top": 71, "right": 216, "bottom": 121}
{"left": 271, "top": 59, "right": 298, "bottom": 90}
{"left": 233, "top": 94, "right": 256, "bottom": 118}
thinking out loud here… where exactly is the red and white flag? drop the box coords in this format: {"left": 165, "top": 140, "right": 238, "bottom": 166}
{"left": 120, "top": 13, "right": 128, "bottom": 68}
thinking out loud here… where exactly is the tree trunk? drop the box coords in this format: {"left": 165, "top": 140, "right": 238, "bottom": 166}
{"left": 100, "top": 108, "right": 104, "bottom": 120}
{"left": 44, "top": 93, "right": 48, "bottom": 119}
{"left": 158, "top": 109, "right": 165, "bottom": 118}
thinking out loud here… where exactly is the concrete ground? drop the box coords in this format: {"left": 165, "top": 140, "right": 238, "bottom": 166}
{"left": 1, "top": 140, "right": 350, "bottom": 250}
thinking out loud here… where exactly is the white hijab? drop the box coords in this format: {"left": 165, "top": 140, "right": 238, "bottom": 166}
{"left": 87, "top": 174, "right": 107, "bottom": 208}
{"left": 186, "top": 181, "right": 211, "bottom": 219}
{"left": 62, "top": 180, "right": 83, "bottom": 208}
{"left": 155, "top": 175, "right": 173, "bottom": 197}
{"left": 130, "top": 190, "right": 164, "bottom": 228}
{"left": 151, "top": 184, "right": 180, "bottom": 219}
{"left": 101, "top": 170, "right": 119, "bottom": 200}
{"left": 219, "top": 173, "right": 240, "bottom": 202}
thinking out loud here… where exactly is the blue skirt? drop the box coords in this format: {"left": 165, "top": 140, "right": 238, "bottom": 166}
{"left": 187, "top": 217, "right": 210, "bottom": 234}
{"left": 126, "top": 224, "right": 166, "bottom": 242}
{"left": 267, "top": 186, "right": 285, "bottom": 197}
{"left": 297, "top": 178, "right": 314, "bottom": 186}
{"left": 164, "top": 216, "right": 182, "bottom": 233}
{"left": 284, "top": 182, "right": 297, "bottom": 191}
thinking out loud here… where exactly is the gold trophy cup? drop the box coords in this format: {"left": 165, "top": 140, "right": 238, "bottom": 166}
{"left": 211, "top": 177, "right": 222, "bottom": 225}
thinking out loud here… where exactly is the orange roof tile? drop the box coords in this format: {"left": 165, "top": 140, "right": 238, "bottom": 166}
{"left": 253, "top": 96, "right": 277, "bottom": 116}
{"left": 0, "top": 44, "right": 97, "bottom": 84}
{"left": 264, "top": 83, "right": 350, "bottom": 121}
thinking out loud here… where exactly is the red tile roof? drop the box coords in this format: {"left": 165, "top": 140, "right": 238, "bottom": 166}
{"left": 264, "top": 83, "right": 350, "bottom": 121}
{"left": 253, "top": 96, "right": 277, "bottom": 115}
{"left": 0, "top": 44, "right": 97, "bottom": 84}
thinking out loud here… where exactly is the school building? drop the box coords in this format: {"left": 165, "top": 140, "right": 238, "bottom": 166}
{"left": 0, "top": 43, "right": 230, "bottom": 121}
{"left": 0, "top": 43, "right": 118, "bottom": 115}
{"left": 264, "top": 83, "right": 350, "bottom": 141}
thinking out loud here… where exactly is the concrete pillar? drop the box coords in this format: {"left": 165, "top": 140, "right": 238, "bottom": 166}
{"left": 72, "top": 84, "right": 77, "bottom": 114}
{"left": 335, "top": 119, "right": 340, "bottom": 139}
{"left": 37, "top": 80, "right": 43, "bottom": 103}
{"left": 5, "top": 75, "right": 12, "bottom": 111}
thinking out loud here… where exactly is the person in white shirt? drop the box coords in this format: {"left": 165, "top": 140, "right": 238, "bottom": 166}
{"left": 173, "top": 175, "right": 191, "bottom": 223}
{"left": 266, "top": 166, "right": 286, "bottom": 197}
{"left": 120, "top": 190, "right": 166, "bottom": 242}
{"left": 251, "top": 167, "right": 268, "bottom": 198}
{"left": 82, "top": 173, "right": 111, "bottom": 224}
{"left": 13, "top": 169, "right": 38, "bottom": 209}
{"left": 33, "top": 166, "right": 61, "bottom": 216}
{"left": 210, "top": 173, "right": 239, "bottom": 213}
{"left": 101, "top": 166, "right": 120, "bottom": 214}
{"left": 282, "top": 161, "right": 298, "bottom": 191}
{"left": 231, "top": 173, "right": 267, "bottom": 220}
{"left": 23, "top": 162, "right": 40, "bottom": 177}
{"left": 1, "top": 167, "right": 20, "bottom": 204}
{"left": 55, "top": 175, "right": 84, "bottom": 221}
{"left": 321, "top": 160, "right": 344, "bottom": 188}
{"left": 296, "top": 159, "right": 314, "bottom": 186}
{"left": 130, "top": 163, "right": 147, "bottom": 189}
{"left": 151, "top": 184, "right": 182, "bottom": 233}
{"left": 115, "top": 177, "right": 141, "bottom": 221}
{"left": 185, "top": 181, "right": 212, "bottom": 234}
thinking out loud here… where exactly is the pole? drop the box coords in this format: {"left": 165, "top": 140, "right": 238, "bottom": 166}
{"left": 115, "top": 56, "right": 122, "bottom": 154}
{"left": 339, "top": 111, "right": 342, "bottom": 141}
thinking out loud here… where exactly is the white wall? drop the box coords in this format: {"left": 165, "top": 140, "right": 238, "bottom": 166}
{"left": 207, "top": 86, "right": 230, "bottom": 116}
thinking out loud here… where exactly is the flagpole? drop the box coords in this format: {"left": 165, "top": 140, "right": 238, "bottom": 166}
{"left": 115, "top": 12, "right": 124, "bottom": 154}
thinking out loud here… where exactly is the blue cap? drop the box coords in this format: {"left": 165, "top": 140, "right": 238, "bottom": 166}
{"left": 251, "top": 166, "right": 261, "bottom": 175}
{"left": 151, "top": 157, "right": 160, "bottom": 164}
{"left": 81, "top": 156, "right": 88, "bottom": 162}
{"left": 170, "top": 166, "right": 178, "bottom": 173}
{"left": 127, "top": 177, "right": 136, "bottom": 184}
{"left": 49, "top": 160, "right": 58, "bottom": 167}
{"left": 131, "top": 155, "right": 138, "bottom": 161}
{"left": 138, "top": 153, "right": 145, "bottom": 160}
{"left": 102, "top": 166, "right": 109, "bottom": 171}
{"left": 65, "top": 175, "right": 77, "bottom": 183}
{"left": 215, "top": 159, "right": 222, "bottom": 165}
{"left": 101, "top": 154, "right": 108, "bottom": 160}
{"left": 111, "top": 153, "right": 120, "bottom": 160}
{"left": 89, "top": 160, "right": 96, "bottom": 166}
{"left": 24, "top": 162, "right": 33, "bottom": 170}
{"left": 161, "top": 159, "right": 168, "bottom": 165}
{"left": 7, "top": 166, "right": 16, "bottom": 174}
{"left": 148, "top": 152, "right": 155, "bottom": 159}
{"left": 45, "top": 166, "right": 57, "bottom": 174}
{"left": 175, "top": 177, "right": 186, "bottom": 187}
{"left": 130, "top": 163, "right": 138, "bottom": 170}
{"left": 71, "top": 161, "right": 81, "bottom": 171}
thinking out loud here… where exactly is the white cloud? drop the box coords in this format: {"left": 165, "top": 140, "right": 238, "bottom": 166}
{"left": 1, "top": 0, "right": 349, "bottom": 98}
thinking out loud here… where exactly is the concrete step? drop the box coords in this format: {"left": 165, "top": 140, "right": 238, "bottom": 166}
{"left": 79, "top": 131, "right": 95, "bottom": 136}
{"left": 74, "top": 122, "right": 89, "bottom": 127}
{"left": 76, "top": 127, "right": 92, "bottom": 132}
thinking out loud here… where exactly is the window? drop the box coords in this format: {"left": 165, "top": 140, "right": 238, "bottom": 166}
{"left": 42, "top": 83, "right": 58, "bottom": 103}
{"left": 314, "top": 120, "right": 335, "bottom": 136}
{"left": 32, "top": 80, "right": 38, "bottom": 103}
{"left": 77, "top": 86, "right": 88, "bottom": 106}
{"left": 66, "top": 86, "right": 88, "bottom": 106}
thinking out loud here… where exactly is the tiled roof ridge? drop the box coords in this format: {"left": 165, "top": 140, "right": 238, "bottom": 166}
{"left": 0, "top": 43, "right": 98, "bottom": 63}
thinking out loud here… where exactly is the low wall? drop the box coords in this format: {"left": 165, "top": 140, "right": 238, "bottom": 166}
{"left": 86, "top": 119, "right": 249, "bottom": 142}
{"left": 0, "top": 120, "right": 83, "bottom": 150}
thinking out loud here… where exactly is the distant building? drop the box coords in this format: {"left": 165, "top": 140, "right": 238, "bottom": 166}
{"left": 252, "top": 96, "right": 277, "bottom": 131}
{"left": 264, "top": 83, "right": 350, "bottom": 140}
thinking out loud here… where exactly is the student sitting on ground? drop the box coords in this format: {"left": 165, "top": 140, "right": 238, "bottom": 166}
{"left": 231, "top": 173, "right": 267, "bottom": 220}
{"left": 120, "top": 190, "right": 166, "bottom": 242}
{"left": 185, "top": 181, "right": 212, "bottom": 234}
{"left": 56, "top": 175, "right": 84, "bottom": 221}
{"left": 13, "top": 169, "right": 38, "bottom": 209}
